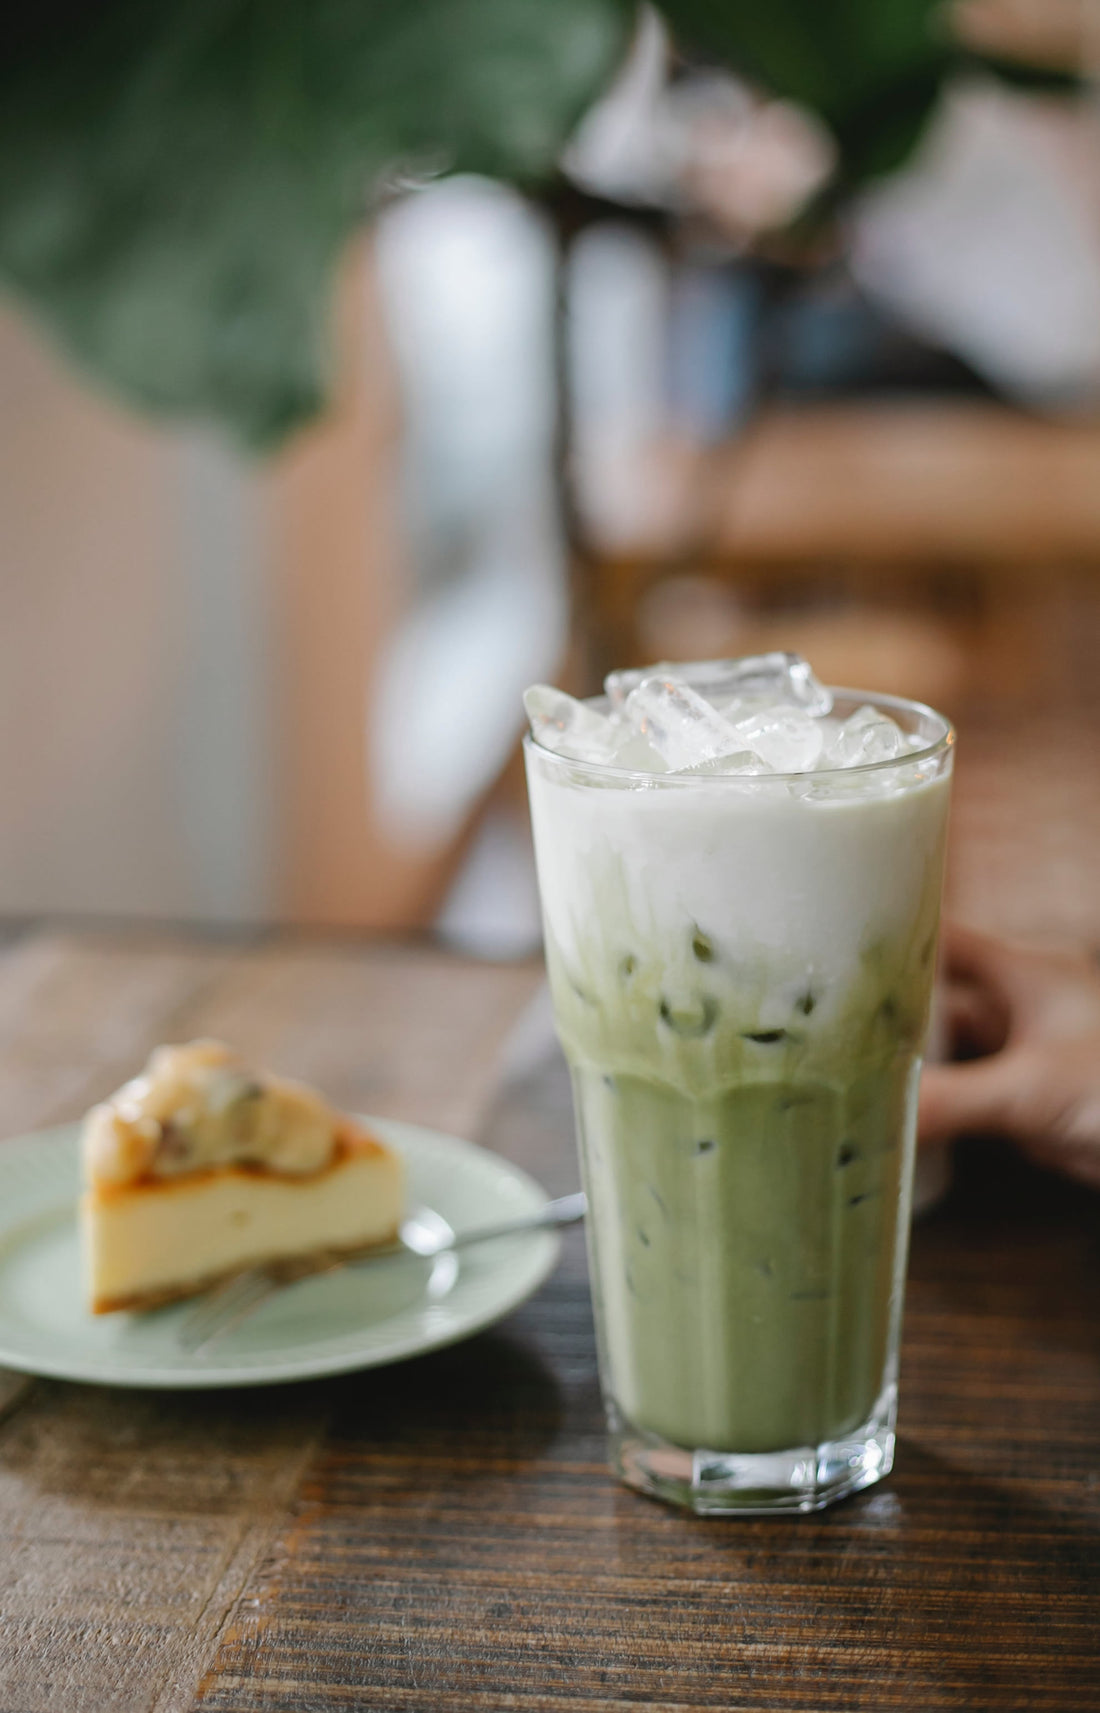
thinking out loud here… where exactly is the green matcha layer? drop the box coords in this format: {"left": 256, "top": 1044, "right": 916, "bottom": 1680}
{"left": 551, "top": 922, "right": 938, "bottom": 1455}
{"left": 572, "top": 1055, "right": 918, "bottom": 1453}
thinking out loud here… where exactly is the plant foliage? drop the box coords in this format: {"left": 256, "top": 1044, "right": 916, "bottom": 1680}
{"left": 662, "top": 0, "right": 952, "bottom": 185}
{"left": 0, "top": 0, "right": 1068, "bottom": 445}
{"left": 0, "top": 0, "right": 632, "bottom": 446}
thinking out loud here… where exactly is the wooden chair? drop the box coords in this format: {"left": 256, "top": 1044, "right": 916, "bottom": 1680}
{"left": 575, "top": 399, "right": 1100, "bottom": 714}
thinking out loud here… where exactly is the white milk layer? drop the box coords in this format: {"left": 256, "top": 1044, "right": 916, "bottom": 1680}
{"left": 526, "top": 758, "right": 952, "bottom": 1066}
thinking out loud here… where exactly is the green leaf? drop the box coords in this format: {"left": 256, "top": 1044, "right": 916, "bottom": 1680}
{"left": 965, "top": 52, "right": 1084, "bottom": 98}
{"left": 1, "top": 0, "right": 1069, "bottom": 447}
{"left": 0, "top": 0, "right": 633, "bottom": 447}
{"left": 657, "top": 0, "right": 952, "bottom": 187}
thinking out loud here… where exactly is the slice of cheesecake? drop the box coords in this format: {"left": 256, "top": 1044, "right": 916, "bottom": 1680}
{"left": 81, "top": 1040, "right": 404, "bottom": 1313}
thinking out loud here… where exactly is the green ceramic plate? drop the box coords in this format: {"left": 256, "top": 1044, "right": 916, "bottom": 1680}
{"left": 0, "top": 1119, "right": 560, "bottom": 1388}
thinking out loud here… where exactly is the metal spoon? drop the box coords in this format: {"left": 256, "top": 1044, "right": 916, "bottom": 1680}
{"left": 177, "top": 1191, "right": 587, "bottom": 1355}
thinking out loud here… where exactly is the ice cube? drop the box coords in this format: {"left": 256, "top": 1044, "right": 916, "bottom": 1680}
{"left": 606, "top": 658, "right": 722, "bottom": 710}
{"left": 605, "top": 730, "right": 669, "bottom": 772}
{"left": 825, "top": 705, "right": 905, "bottom": 768}
{"left": 728, "top": 707, "right": 824, "bottom": 773}
{"left": 721, "top": 651, "right": 833, "bottom": 716}
{"left": 606, "top": 652, "right": 832, "bottom": 716}
{"left": 525, "top": 685, "right": 667, "bottom": 772}
{"left": 624, "top": 676, "right": 745, "bottom": 772}
{"left": 524, "top": 685, "right": 619, "bottom": 764}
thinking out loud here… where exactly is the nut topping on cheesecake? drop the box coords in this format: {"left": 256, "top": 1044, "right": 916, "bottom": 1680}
{"left": 83, "top": 1040, "right": 340, "bottom": 1186}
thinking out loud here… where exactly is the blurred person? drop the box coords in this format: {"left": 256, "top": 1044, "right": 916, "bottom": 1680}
{"left": 919, "top": 923, "right": 1100, "bottom": 1191}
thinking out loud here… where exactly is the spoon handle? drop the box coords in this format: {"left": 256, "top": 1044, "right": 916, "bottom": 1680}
{"left": 445, "top": 1191, "right": 587, "bottom": 1251}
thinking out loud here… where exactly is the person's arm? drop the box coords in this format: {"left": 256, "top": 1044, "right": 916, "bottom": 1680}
{"left": 918, "top": 923, "right": 1100, "bottom": 1191}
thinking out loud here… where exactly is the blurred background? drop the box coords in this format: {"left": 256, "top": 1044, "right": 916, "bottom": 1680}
{"left": 1, "top": 0, "right": 1099, "bottom": 953}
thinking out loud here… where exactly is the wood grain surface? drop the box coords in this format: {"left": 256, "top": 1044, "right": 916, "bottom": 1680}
{"left": 0, "top": 908, "right": 1098, "bottom": 1709}
{"left": 0, "top": 932, "right": 542, "bottom": 1713}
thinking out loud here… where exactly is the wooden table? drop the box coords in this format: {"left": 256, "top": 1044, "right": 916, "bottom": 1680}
{"left": 0, "top": 921, "right": 1097, "bottom": 1713}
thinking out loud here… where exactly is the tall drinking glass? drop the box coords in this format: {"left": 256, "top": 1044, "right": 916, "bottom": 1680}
{"left": 525, "top": 688, "right": 954, "bottom": 1513}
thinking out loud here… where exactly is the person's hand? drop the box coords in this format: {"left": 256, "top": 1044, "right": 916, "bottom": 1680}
{"left": 918, "top": 922, "right": 1100, "bottom": 1190}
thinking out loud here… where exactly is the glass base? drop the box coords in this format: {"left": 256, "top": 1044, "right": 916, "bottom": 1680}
{"left": 608, "top": 1388, "right": 897, "bottom": 1515}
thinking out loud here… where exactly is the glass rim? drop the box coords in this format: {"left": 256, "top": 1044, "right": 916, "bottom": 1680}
{"left": 523, "top": 685, "right": 955, "bottom": 786}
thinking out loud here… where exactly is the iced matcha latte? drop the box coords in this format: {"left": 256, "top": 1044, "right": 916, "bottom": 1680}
{"left": 524, "top": 656, "right": 953, "bottom": 1513}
